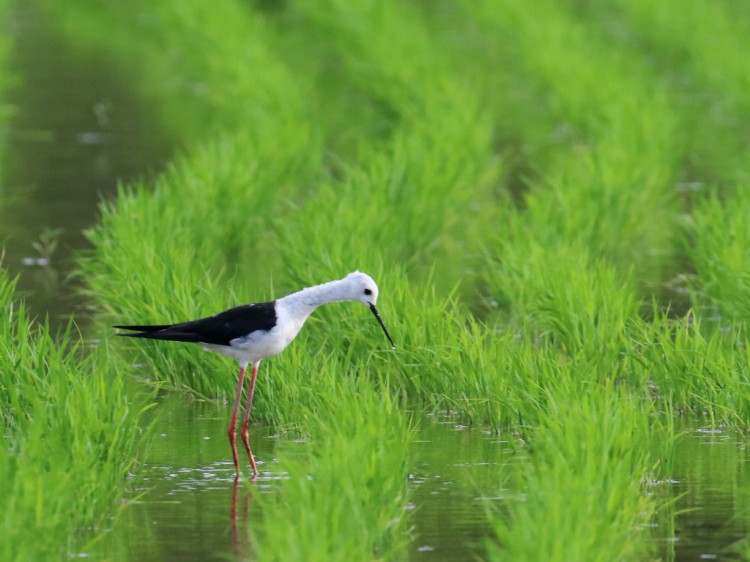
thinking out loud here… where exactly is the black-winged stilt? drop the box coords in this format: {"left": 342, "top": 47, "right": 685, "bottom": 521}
{"left": 114, "top": 271, "right": 395, "bottom": 477}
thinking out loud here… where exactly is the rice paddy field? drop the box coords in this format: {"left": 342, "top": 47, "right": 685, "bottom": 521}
{"left": 2, "top": 0, "right": 750, "bottom": 560}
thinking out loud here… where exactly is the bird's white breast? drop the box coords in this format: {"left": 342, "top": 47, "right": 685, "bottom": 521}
{"left": 223, "top": 303, "right": 309, "bottom": 364}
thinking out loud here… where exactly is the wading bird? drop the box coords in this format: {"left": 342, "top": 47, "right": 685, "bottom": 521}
{"left": 115, "top": 271, "right": 395, "bottom": 478}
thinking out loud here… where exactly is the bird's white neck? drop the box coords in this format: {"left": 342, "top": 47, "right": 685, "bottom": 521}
{"left": 277, "top": 278, "right": 352, "bottom": 315}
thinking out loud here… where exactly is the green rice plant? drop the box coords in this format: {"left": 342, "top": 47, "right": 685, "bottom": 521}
{"left": 284, "top": 0, "right": 498, "bottom": 288}
{"left": 689, "top": 189, "right": 750, "bottom": 331}
{"left": 467, "top": 0, "right": 683, "bottom": 286}
{"left": 629, "top": 310, "right": 750, "bottom": 426}
{"left": 486, "top": 381, "right": 661, "bottom": 562}
{"left": 486, "top": 240, "right": 639, "bottom": 362}
{"left": 245, "top": 266, "right": 559, "bottom": 433}
{"left": 354, "top": 274, "right": 557, "bottom": 429}
{"left": 611, "top": 0, "right": 750, "bottom": 118}
{"left": 0, "top": 269, "right": 152, "bottom": 561}
{"left": 254, "top": 372, "right": 411, "bottom": 561}
{"left": 579, "top": 0, "right": 750, "bottom": 185}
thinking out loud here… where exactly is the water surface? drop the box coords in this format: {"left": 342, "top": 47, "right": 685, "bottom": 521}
{"left": 75, "top": 400, "right": 750, "bottom": 561}
{"left": 76, "top": 398, "right": 522, "bottom": 562}
{"left": 1, "top": 1, "right": 172, "bottom": 327}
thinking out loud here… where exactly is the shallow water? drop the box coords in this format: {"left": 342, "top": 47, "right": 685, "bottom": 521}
{"left": 657, "top": 425, "right": 750, "bottom": 560}
{"left": 1, "top": 1, "right": 171, "bottom": 328}
{"left": 73, "top": 398, "right": 521, "bottom": 561}
{"left": 3, "top": 4, "right": 750, "bottom": 561}
{"left": 73, "top": 397, "right": 750, "bottom": 561}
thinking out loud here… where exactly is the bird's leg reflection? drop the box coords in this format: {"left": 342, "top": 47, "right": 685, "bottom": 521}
{"left": 231, "top": 476, "right": 255, "bottom": 559}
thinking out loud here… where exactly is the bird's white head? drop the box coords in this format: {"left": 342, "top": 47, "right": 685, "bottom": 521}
{"left": 286, "top": 270, "right": 394, "bottom": 348}
{"left": 342, "top": 271, "right": 395, "bottom": 349}
{"left": 342, "top": 271, "right": 380, "bottom": 307}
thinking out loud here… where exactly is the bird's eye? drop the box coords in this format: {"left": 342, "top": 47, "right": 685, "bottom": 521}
{"left": 364, "top": 288, "right": 372, "bottom": 296}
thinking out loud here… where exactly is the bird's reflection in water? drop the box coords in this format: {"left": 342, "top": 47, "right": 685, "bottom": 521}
{"left": 231, "top": 476, "right": 255, "bottom": 560}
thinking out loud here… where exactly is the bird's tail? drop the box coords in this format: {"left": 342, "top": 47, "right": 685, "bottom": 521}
{"left": 113, "top": 324, "right": 202, "bottom": 342}
{"left": 114, "top": 324, "right": 174, "bottom": 339}
{"left": 114, "top": 324, "right": 172, "bottom": 333}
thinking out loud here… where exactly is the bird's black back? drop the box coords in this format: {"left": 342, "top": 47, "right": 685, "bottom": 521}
{"left": 114, "top": 301, "right": 278, "bottom": 346}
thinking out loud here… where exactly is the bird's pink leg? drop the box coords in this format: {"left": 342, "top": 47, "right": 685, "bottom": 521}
{"left": 228, "top": 366, "right": 246, "bottom": 475}
{"left": 240, "top": 364, "right": 259, "bottom": 477}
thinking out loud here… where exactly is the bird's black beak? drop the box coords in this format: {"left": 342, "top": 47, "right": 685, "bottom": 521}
{"left": 369, "top": 303, "right": 396, "bottom": 349}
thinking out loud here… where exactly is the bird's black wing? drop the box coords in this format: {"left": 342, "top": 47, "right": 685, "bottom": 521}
{"left": 114, "top": 301, "right": 277, "bottom": 345}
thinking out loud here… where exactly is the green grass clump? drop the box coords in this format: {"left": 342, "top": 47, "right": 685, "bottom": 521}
{"left": 0, "top": 270, "right": 151, "bottom": 561}
{"left": 467, "top": 0, "right": 682, "bottom": 288}
{"left": 255, "top": 374, "right": 411, "bottom": 561}
{"left": 276, "top": 0, "right": 497, "bottom": 289}
{"left": 689, "top": 189, "right": 750, "bottom": 331}
{"left": 630, "top": 311, "right": 750, "bottom": 424}
{"left": 487, "top": 243, "right": 639, "bottom": 360}
{"left": 488, "top": 384, "right": 660, "bottom": 562}
{"left": 571, "top": 0, "right": 750, "bottom": 184}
